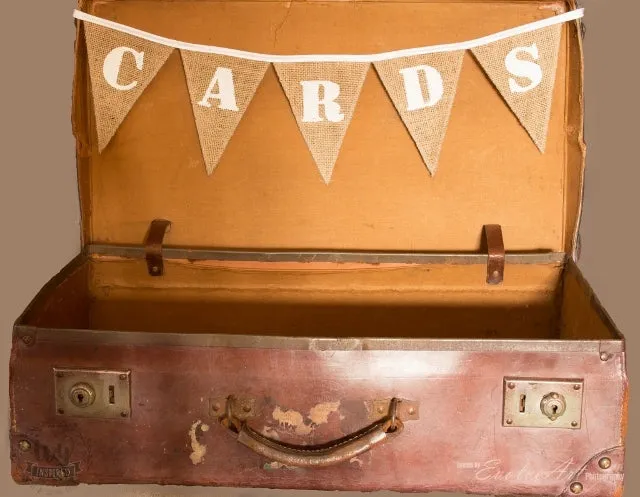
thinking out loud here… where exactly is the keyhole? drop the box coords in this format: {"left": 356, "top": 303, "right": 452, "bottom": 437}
{"left": 69, "top": 383, "right": 95, "bottom": 408}
{"left": 540, "top": 392, "right": 567, "bottom": 421}
{"left": 519, "top": 395, "right": 526, "bottom": 413}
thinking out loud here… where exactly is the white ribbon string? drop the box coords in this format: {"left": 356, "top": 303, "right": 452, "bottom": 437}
{"left": 73, "top": 8, "right": 583, "bottom": 63}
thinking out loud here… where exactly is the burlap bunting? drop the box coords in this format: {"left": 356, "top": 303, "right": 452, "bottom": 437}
{"left": 274, "top": 62, "right": 370, "bottom": 184}
{"left": 84, "top": 22, "right": 174, "bottom": 152}
{"left": 79, "top": 10, "right": 573, "bottom": 179}
{"left": 375, "top": 51, "right": 465, "bottom": 175}
{"left": 471, "top": 24, "right": 561, "bottom": 152}
{"left": 181, "top": 52, "right": 268, "bottom": 174}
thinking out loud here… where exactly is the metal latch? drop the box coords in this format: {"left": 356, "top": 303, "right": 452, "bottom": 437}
{"left": 54, "top": 368, "right": 131, "bottom": 419}
{"left": 503, "top": 378, "right": 584, "bottom": 429}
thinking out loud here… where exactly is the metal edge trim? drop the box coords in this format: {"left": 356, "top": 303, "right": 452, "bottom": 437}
{"left": 85, "top": 244, "right": 567, "bottom": 265}
{"left": 15, "top": 326, "right": 623, "bottom": 353}
{"left": 561, "top": 446, "right": 625, "bottom": 497}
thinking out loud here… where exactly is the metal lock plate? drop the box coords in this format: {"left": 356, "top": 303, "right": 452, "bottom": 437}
{"left": 503, "top": 378, "right": 584, "bottom": 429}
{"left": 54, "top": 368, "right": 131, "bottom": 419}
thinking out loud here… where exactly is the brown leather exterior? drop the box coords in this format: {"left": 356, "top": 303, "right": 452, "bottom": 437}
{"left": 10, "top": 330, "right": 627, "bottom": 494}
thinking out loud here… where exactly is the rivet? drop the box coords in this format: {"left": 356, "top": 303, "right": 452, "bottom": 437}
{"left": 152, "top": 266, "right": 159, "bottom": 274}
{"left": 119, "top": 374, "right": 128, "bottom": 380}
{"left": 600, "top": 352, "right": 610, "bottom": 361}
{"left": 492, "top": 270, "right": 500, "bottom": 278}
{"left": 18, "top": 440, "right": 31, "bottom": 452}
{"left": 506, "top": 418, "right": 513, "bottom": 425}
{"left": 570, "top": 482, "right": 583, "bottom": 494}
{"left": 57, "top": 408, "right": 65, "bottom": 415}
{"left": 120, "top": 411, "right": 129, "bottom": 418}
{"left": 211, "top": 403, "right": 220, "bottom": 412}
{"left": 408, "top": 407, "right": 416, "bottom": 415}
{"left": 508, "top": 382, "right": 516, "bottom": 389}
{"left": 599, "top": 457, "right": 612, "bottom": 470}
{"left": 574, "top": 384, "right": 581, "bottom": 390}
{"left": 377, "top": 406, "right": 385, "bottom": 414}
{"left": 21, "top": 335, "right": 34, "bottom": 346}
{"left": 242, "top": 405, "right": 251, "bottom": 413}
{"left": 571, "top": 421, "right": 579, "bottom": 427}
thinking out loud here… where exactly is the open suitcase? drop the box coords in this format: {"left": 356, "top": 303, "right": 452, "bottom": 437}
{"left": 10, "top": 0, "right": 628, "bottom": 495}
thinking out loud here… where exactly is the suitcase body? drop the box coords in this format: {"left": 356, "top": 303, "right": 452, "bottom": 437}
{"left": 10, "top": 0, "right": 628, "bottom": 495}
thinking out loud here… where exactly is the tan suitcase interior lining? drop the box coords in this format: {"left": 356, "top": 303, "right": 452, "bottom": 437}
{"left": 76, "top": 0, "right": 583, "bottom": 256}
{"left": 55, "top": 0, "right": 593, "bottom": 342}
{"left": 22, "top": 257, "right": 616, "bottom": 340}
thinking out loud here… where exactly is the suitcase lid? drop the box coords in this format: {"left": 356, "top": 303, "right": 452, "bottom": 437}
{"left": 72, "top": 0, "right": 585, "bottom": 256}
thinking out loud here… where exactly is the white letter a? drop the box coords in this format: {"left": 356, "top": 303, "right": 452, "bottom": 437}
{"left": 198, "top": 67, "right": 239, "bottom": 111}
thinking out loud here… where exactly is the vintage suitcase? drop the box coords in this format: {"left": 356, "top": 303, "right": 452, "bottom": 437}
{"left": 9, "top": 0, "right": 628, "bottom": 495}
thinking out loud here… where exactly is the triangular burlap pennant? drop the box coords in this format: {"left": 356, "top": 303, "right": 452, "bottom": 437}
{"left": 374, "top": 51, "right": 464, "bottom": 175}
{"left": 181, "top": 52, "right": 268, "bottom": 175}
{"left": 471, "top": 24, "right": 561, "bottom": 152}
{"left": 84, "top": 22, "right": 174, "bottom": 152}
{"left": 274, "top": 62, "right": 369, "bottom": 183}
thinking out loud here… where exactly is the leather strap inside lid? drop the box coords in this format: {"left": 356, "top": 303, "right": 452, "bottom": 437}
{"left": 484, "top": 224, "right": 505, "bottom": 284}
{"left": 144, "top": 219, "right": 171, "bottom": 276}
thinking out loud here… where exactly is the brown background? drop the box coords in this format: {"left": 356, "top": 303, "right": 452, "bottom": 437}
{"left": 0, "top": 0, "right": 636, "bottom": 496}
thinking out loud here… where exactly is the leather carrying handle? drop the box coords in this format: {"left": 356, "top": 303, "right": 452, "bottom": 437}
{"left": 235, "top": 418, "right": 402, "bottom": 468}
{"left": 221, "top": 397, "right": 404, "bottom": 468}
